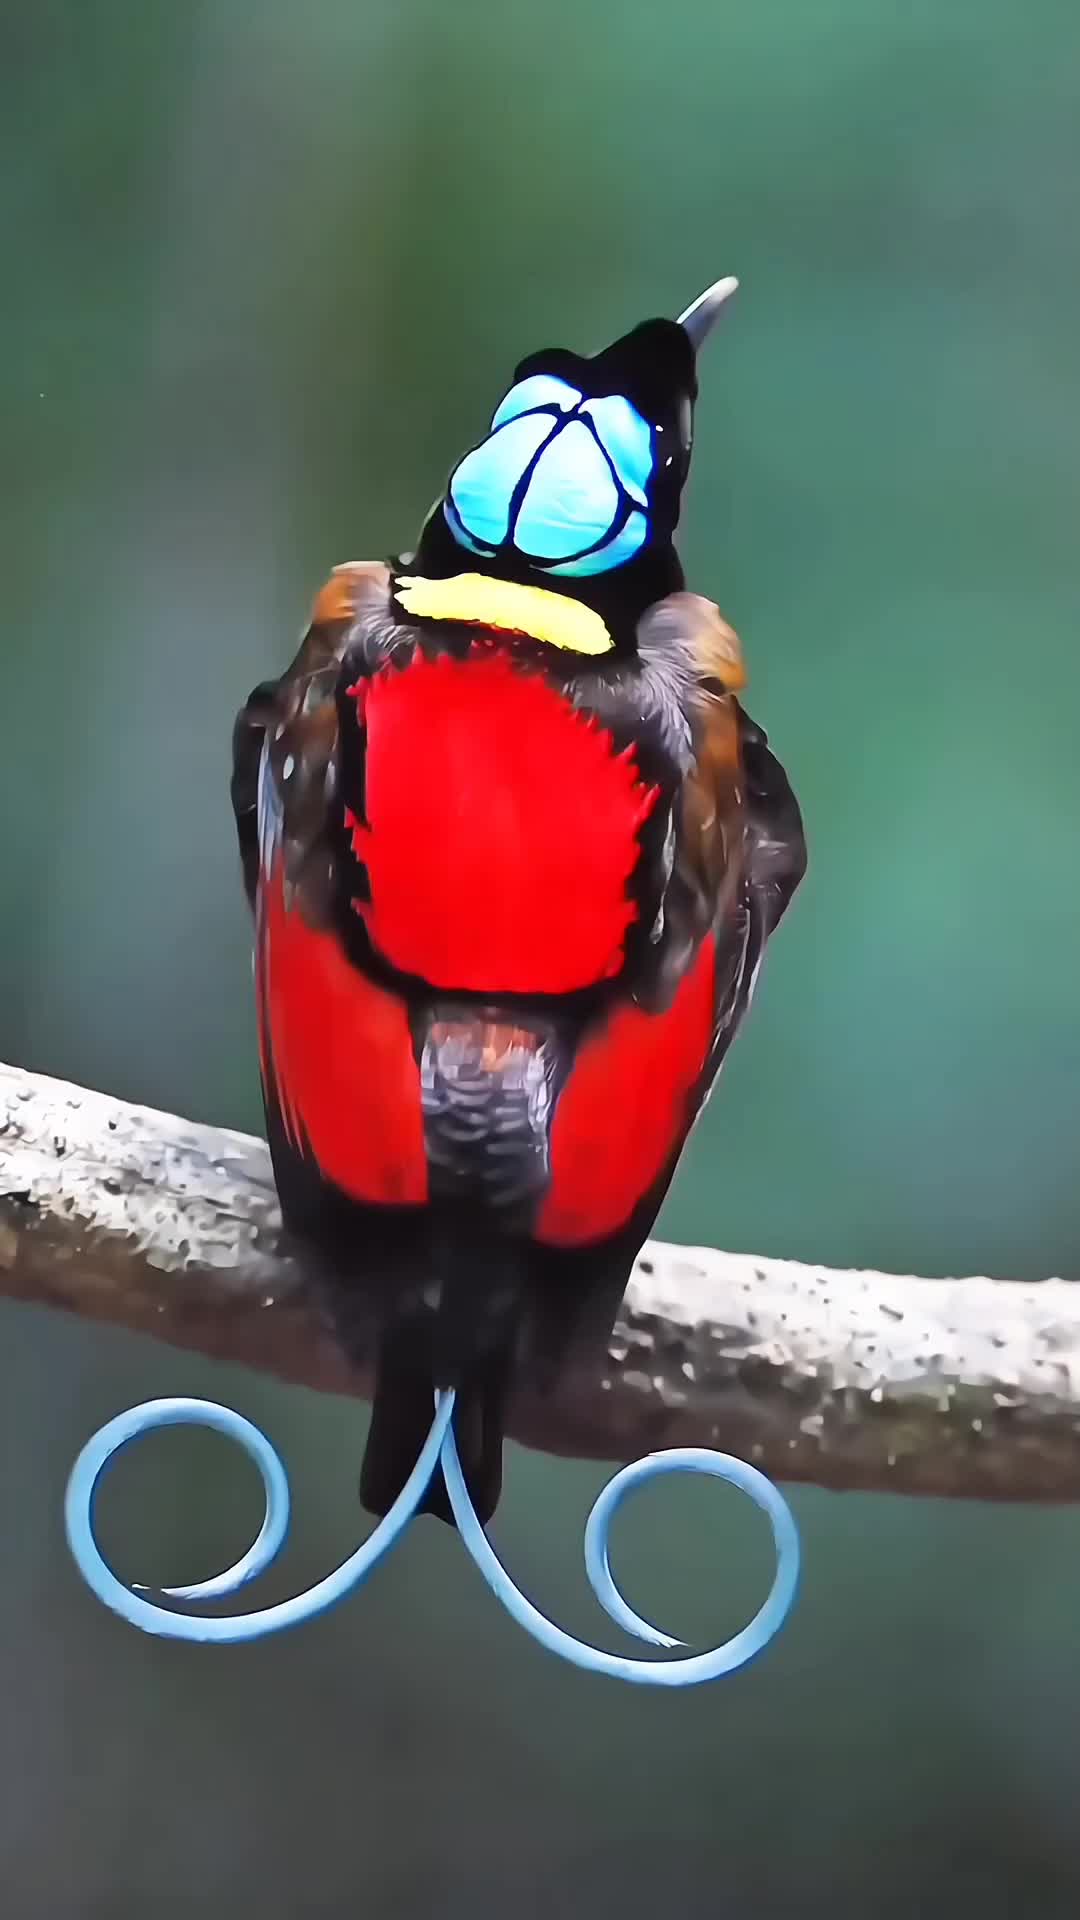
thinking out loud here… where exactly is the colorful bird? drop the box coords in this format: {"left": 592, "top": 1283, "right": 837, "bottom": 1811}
{"left": 230, "top": 277, "right": 806, "bottom": 1529}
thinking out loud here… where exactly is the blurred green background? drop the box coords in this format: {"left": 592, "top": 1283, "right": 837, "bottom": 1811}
{"left": 3, "top": 0, "right": 1080, "bottom": 1912}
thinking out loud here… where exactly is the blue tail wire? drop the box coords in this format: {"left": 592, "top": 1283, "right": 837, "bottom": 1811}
{"left": 64, "top": 1393, "right": 455, "bottom": 1643}
{"left": 65, "top": 1391, "right": 799, "bottom": 1678}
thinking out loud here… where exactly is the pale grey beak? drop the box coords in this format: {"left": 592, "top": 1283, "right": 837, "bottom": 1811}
{"left": 677, "top": 275, "right": 739, "bottom": 350}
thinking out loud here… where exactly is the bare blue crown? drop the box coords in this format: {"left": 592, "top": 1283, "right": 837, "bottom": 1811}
{"left": 444, "top": 374, "right": 655, "bottom": 578}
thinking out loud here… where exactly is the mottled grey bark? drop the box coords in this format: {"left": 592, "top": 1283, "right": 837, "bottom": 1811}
{"left": 1, "top": 1059, "right": 1078, "bottom": 1500}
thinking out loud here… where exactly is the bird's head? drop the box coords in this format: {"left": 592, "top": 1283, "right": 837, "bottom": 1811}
{"left": 397, "top": 277, "right": 737, "bottom": 653}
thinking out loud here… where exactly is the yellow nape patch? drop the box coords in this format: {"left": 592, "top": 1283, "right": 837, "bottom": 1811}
{"left": 394, "top": 572, "right": 613, "bottom": 657}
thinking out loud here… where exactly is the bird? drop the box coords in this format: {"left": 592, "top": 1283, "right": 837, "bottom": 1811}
{"left": 230, "top": 276, "right": 807, "bottom": 1529}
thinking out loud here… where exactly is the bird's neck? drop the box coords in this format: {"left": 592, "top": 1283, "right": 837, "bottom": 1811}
{"left": 404, "top": 508, "right": 684, "bottom": 653}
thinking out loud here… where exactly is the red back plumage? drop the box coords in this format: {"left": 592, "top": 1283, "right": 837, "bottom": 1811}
{"left": 345, "top": 645, "right": 659, "bottom": 996}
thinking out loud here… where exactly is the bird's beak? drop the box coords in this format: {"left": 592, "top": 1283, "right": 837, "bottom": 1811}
{"left": 677, "top": 275, "right": 739, "bottom": 351}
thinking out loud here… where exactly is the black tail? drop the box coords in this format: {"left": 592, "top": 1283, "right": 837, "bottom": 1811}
{"left": 359, "top": 1213, "right": 525, "bottom": 1526}
{"left": 360, "top": 1312, "right": 510, "bottom": 1526}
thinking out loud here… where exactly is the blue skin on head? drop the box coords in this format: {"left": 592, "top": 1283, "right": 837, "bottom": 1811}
{"left": 445, "top": 374, "right": 656, "bottom": 578}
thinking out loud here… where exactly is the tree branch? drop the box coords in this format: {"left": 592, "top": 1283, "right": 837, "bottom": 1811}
{"left": 1, "top": 1058, "right": 1077, "bottom": 1501}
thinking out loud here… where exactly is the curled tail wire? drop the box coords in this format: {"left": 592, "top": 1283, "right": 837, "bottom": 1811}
{"left": 65, "top": 1388, "right": 800, "bottom": 1677}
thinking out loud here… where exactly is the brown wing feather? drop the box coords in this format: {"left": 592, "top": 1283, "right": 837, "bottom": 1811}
{"left": 653, "top": 591, "right": 806, "bottom": 1080}
{"left": 230, "top": 562, "right": 390, "bottom": 919}
{"left": 671, "top": 589, "right": 804, "bottom": 948}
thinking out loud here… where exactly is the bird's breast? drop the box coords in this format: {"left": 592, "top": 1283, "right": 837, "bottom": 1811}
{"left": 345, "top": 644, "right": 660, "bottom": 996}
